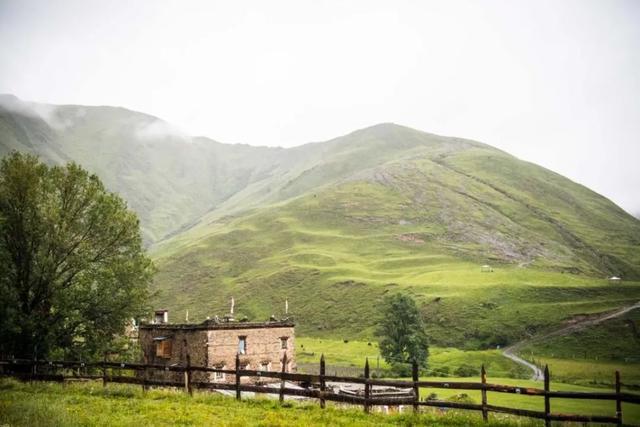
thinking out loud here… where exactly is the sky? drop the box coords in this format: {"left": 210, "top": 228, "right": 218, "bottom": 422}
{"left": 1, "top": 0, "right": 639, "bottom": 215}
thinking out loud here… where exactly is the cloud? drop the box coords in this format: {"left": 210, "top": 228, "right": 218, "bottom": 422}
{"left": 134, "top": 119, "right": 190, "bottom": 142}
{"left": 0, "top": 94, "right": 76, "bottom": 130}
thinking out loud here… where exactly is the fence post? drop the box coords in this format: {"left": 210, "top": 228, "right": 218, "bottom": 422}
{"left": 544, "top": 365, "right": 551, "bottom": 427}
{"left": 33, "top": 353, "right": 38, "bottom": 382}
{"left": 102, "top": 352, "right": 107, "bottom": 388}
{"left": 481, "top": 364, "right": 488, "bottom": 422}
{"left": 142, "top": 355, "right": 148, "bottom": 393}
{"left": 412, "top": 359, "right": 419, "bottom": 414}
{"left": 364, "top": 357, "right": 370, "bottom": 414}
{"left": 615, "top": 371, "right": 622, "bottom": 427}
{"left": 235, "top": 353, "right": 241, "bottom": 401}
{"left": 319, "top": 354, "right": 326, "bottom": 409}
{"left": 279, "top": 353, "right": 287, "bottom": 404}
{"left": 185, "top": 351, "right": 192, "bottom": 396}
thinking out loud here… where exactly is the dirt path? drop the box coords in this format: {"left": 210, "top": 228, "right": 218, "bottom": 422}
{"left": 502, "top": 301, "right": 640, "bottom": 381}
{"left": 503, "top": 347, "right": 544, "bottom": 380}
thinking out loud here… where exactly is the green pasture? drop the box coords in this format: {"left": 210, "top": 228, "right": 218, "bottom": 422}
{"left": 0, "top": 379, "right": 536, "bottom": 427}
{"left": 296, "top": 338, "right": 529, "bottom": 379}
{"left": 151, "top": 203, "right": 640, "bottom": 346}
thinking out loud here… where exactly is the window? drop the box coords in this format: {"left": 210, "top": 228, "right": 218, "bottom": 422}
{"left": 280, "top": 337, "right": 288, "bottom": 349}
{"left": 260, "top": 362, "right": 270, "bottom": 372}
{"left": 214, "top": 365, "right": 225, "bottom": 381}
{"left": 238, "top": 336, "right": 247, "bottom": 355}
{"left": 154, "top": 310, "right": 168, "bottom": 324}
{"left": 155, "top": 339, "right": 172, "bottom": 358}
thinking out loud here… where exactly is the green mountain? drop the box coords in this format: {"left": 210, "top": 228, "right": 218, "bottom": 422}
{"left": 2, "top": 95, "right": 639, "bottom": 348}
{"left": 0, "top": 94, "right": 300, "bottom": 243}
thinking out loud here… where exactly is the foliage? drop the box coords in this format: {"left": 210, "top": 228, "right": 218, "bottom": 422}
{"left": 454, "top": 364, "right": 480, "bottom": 377}
{"left": 376, "top": 293, "right": 429, "bottom": 370}
{"left": 0, "top": 152, "right": 153, "bottom": 360}
{"left": 446, "top": 393, "right": 476, "bottom": 404}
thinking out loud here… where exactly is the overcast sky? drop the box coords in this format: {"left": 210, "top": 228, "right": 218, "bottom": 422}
{"left": 1, "top": 0, "right": 639, "bottom": 215}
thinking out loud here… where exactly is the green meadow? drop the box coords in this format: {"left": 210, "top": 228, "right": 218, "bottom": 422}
{"left": 1, "top": 375, "right": 637, "bottom": 426}
{"left": 294, "top": 337, "right": 640, "bottom": 424}
{"left": 0, "top": 379, "right": 539, "bottom": 427}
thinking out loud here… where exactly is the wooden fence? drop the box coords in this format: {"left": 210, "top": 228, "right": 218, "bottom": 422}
{"left": 1, "top": 356, "right": 639, "bottom": 426}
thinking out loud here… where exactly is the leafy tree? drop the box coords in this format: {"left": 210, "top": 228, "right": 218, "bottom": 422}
{"left": 376, "top": 293, "right": 429, "bottom": 373}
{"left": 0, "top": 152, "right": 153, "bottom": 360}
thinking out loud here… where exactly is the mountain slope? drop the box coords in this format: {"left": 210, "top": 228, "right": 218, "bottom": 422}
{"left": 0, "top": 94, "right": 298, "bottom": 243}
{"left": 2, "top": 95, "right": 639, "bottom": 348}
{"left": 151, "top": 125, "right": 640, "bottom": 347}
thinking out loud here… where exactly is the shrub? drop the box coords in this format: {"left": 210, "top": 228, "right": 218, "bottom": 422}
{"left": 454, "top": 364, "right": 480, "bottom": 377}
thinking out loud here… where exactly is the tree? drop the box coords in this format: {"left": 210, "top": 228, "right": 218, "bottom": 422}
{"left": 376, "top": 293, "right": 429, "bottom": 374}
{"left": 0, "top": 152, "right": 153, "bottom": 360}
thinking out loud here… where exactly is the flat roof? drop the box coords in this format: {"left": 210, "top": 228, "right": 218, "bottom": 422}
{"left": 139, "top": 319, "right": 294, "bottom": 331}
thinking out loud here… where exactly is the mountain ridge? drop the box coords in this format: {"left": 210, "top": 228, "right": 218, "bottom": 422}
{"left": 2, "top": 95, "right": 640, "bottom": 346}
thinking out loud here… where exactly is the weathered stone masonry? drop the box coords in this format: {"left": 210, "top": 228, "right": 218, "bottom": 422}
{"left": 138, "top": 316, "right": 295, "bottom": 384}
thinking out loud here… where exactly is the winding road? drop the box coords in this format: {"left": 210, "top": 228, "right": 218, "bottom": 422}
{"left": 501, "top": 301, "right": 640, "bottom": 381}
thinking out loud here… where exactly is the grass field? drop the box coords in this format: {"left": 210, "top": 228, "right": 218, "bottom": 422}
{"left": 0, "top": 379, "right": 539, "bottom": 427}
{"left": 524, "top": 356, "right": 640, "bottom": 388}
{"left": 296, "top": 338, "right": 530, "bottom": 379}
{"left": 1, "top": 375, "right": 637, "bottom": 426}
{"left": 294, "top": 336, "right": 640, "bottom": 422}
{"left": 297, "top": 338, "right": 640, "bottom": 423}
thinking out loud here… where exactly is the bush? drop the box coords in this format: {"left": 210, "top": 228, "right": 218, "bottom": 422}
{"left": 454, "top": 364, "right": 480, "bottom": 377}
{"left": 447, "top": 393, "right": 476, "bottom": 404}
{"left": 390, "top": 362, "right": 412, "bottom": 377}
{"left": 430, "top": 366, "right": 450, "bottom": 377}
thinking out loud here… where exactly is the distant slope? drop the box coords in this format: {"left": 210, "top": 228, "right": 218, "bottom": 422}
{"left": 0, "top": 95, "right": 296, "bottom": 243}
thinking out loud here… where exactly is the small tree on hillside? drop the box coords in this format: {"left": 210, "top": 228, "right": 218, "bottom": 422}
{"left": 376, "top": 293, "right": 429, "bottom": 375}
{"left": 0, "top": 152, "right": 153, "bottom": 360}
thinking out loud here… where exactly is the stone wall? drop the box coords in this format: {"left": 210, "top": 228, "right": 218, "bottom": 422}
{"left": 206, "top": 325, "right": 295, "bottom": 384}
{"left": 138, "top": 327, "right": 208, "bottom": 383}
{"left": 138, "top": 323, "right": 296, "bottom": 385}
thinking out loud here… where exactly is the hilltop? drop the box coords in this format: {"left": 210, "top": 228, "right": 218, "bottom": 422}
{"left": 1, "top": 95, "right": 639, "bottom": 349}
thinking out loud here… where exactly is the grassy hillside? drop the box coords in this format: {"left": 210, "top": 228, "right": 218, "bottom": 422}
{"left": 151, "top": 135, "right": 640, "bottom": 347}
{"left": 2, "top": 94, "right": 639, "bottom": 354}
{"left": 514, "top": 307, "right": 640, "bottom": 386}
{"left": 519, "top": 308, "right": 640, "bottom": 363}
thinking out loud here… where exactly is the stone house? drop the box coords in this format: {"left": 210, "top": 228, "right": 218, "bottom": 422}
{"left": 138, "top": 310, "right": 295, "bottom": 384}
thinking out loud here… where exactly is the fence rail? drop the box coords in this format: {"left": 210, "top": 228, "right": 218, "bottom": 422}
{"left": 1, "top": 357, "right": 638, "bottom": 426}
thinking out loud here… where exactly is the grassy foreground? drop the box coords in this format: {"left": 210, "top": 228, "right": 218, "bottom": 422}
{"left": 294, "top": 338, "right": 640, "bottom": 424}
{"left": 0, "top": 379, "right": 537, "bottom": 427}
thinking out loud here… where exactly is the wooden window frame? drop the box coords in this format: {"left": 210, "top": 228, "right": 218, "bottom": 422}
{"left": 155, "top": 339, "right": 172, "bottom": 359}
{"left": 238, "top": 336, "right": 247, "bottom": 355}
